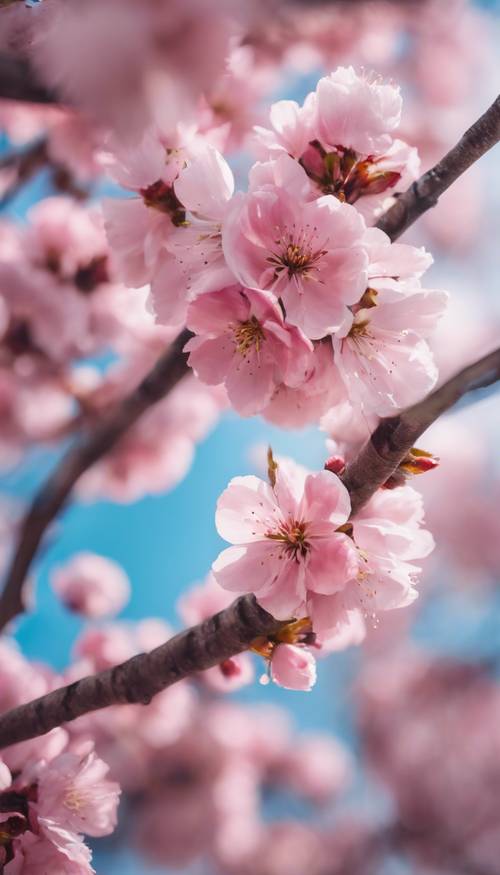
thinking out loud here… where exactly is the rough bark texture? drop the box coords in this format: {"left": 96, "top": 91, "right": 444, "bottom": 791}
{"left": 0, "top": 329, "right": 192, "bottom": 633}
{"left": 376, "top": 94, "right": 500, "bottom": 241}
{"left": 0, "top": 347, "right": 498, "bottom": 750}
{"left": 0, "top": 596, "right": 281, "bottom": 749}
{"left": 343, "top": 347, "right": 500, "bottom": 515}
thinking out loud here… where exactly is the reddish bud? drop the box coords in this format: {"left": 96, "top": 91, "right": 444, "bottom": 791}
{"left": 219, "top": 658, "right": 242, "bottom": 678}
{"left": 324, "top": 455, "right": 346, "bottom": 475}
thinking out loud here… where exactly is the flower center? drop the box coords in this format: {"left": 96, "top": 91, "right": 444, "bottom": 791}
{"left": 266, "top": 519, "right": 310, "bottom": 559}
{"left": 267, "top": 232, "right": 326, "bottom": 280}
{"left": 348, "top": 317, "right": 370, "bottom": 339}
{"left": 233, "top": 316, "right": 265, "bottom": 355}
{"left": 64, "top": 787, "right": 86, "bottom": 813}
{"left": 140, "top": 179, "right": 186, "bottom": 226}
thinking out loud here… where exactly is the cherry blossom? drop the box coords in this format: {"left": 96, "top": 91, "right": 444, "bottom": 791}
{"left": 223, "top": 177, "right": 369, "bottom": 339}
{"left": 212, "top": 458, "right": 357, "bottom": 621}
{"left": 51, "top": 552, "right": 131, "bottom": 619}
{"left": 270, "top": 644, "right": 317, "bottom": 691}
{"left": 185, "top": 285, "right": 313, "bottom": 416}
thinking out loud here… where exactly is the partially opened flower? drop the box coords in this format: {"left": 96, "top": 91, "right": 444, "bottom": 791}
{"left": 270, "top": 644, "right": 317, "bottom": 691}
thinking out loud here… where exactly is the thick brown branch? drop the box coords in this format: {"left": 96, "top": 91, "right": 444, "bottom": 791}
{"left": 0, "top": 346, "right": 498, "bottom": 750}
{"left": 376, "top": 94, "right": 500, "bottom": 241}
{"left": 0, "top": 54, "right": 56, "bottom": 105}
{"left": 343, "top": 346, "right": 500, "bottom": 515}
{"left": 0, "top": 329, "right": 192, "bottom": 632}
{"left": 0, "top": 595, "right": 281, "bottom": 750}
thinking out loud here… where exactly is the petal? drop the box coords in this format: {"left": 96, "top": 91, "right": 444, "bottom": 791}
{"left": 215, "top": 475, "right": 278, "bottom": 543}
{"left": 174, "top": 146, "right": 234, "bottom": 219}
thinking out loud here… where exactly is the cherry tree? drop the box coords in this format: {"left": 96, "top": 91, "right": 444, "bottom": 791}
{"left": 0, "top": 0, "right": 498, "bottom": 873}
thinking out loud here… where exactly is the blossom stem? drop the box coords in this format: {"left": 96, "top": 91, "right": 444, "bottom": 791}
{"left": 376, "top": 94, "right": 500, "bottom": 241}
{"left": 0, "top": 346, "right": 498, "bottom": 749}
{"left": 342, "top": 346, "right": 500, "bottom": 515}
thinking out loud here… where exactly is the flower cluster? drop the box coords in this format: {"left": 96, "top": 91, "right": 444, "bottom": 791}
{"left": 211, "top": 455, "right": 433, "bottom": 688}
{"left": 0, "top": 737, "right": 119, "bottom": 873}
{"left": 101, "top": 67, "right": 446, "bottom": 430}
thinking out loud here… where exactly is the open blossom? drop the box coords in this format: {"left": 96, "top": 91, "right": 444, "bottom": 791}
{"left": 223, "top": 177, "right": 368, "bottom": 339}
{"left": 309, "top": 484, "right": 434, "bottom": 636}
{"left": 185, "top": 285, "right": 313, "bottom": 416}
{"left": 212, "top": 458, "right": 357, "bottom": 620}
{"left": 270, "top": 644, "right": 317, "bottom": 691}
{"left": 51, "top": 553, "right": 131, "bottom": 618}
{"left": 213, "top": 457, "right": 433, "bottom": 637}
{"left": 254, "top": 67, "right": 418, "bottom": 218}
{"left": 36, "top": 747, "right": 120, "bottom": 839}
{"left": 333, "top": 282, "right": 447, "bottom": 415}
{"left": 0, "top": 741, "right": 119, "bottom": 874}
{"left": 0, "top": 198, "right": 111, "bottom": 364}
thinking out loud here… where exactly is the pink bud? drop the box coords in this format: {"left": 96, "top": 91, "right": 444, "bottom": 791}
{"left": 270, "top": 644, "right": 317, "bottom": 692}
{"left": 324, "top": 455, "right": 346, "bottom": 475}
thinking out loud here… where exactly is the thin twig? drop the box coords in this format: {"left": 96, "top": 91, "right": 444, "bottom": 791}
{"left": 343, "top": 346, "right": 500, "bottom": 515}
{"left": 0, "top": 346, "right": 498, "bottom": 750}
{"left": 376, "top": 94, "right": 500, "bottom": 241}
{"left": 0, "top": 329, "right": 192, "bottom": 632}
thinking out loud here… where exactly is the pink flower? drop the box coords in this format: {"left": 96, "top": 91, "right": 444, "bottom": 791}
{"left": 212, "top": 458, "right": 357, "bottom": 620}
{"left": 36, "top": 747, "right": 120, "bottom": 839}
{"left": 254, "top": 70, "right": 416, "bottom": 217}
{"left": 333, "top": 282, "right": 447, "bottom": 415}
{"left": 314, "top": 67, "right": 402, "bottom": 156}
{"left": 6, "top": 832, "right": 94, "bottom": 874}
{"left": 270, "top": 644, "right": 317, "bottom": 691}
{"left": 51, "top": 552, "right": 131, "bottom": 619}
{"left": 185, "top": 285, "right": 313, "bottom": 416}
{"left": 102, "top": 129, "right": 186, "bottom": 290}
{"left": 308, "top": 485, "right": 434, "bottom": 635}
{"left": 277, "top": 734, "right": 352, "bottom": 802}
{"left": 31, "top": 0, "right": 246, "bottom": 140}
{"left": 262, "top": 341, "right": 344, "bottom": 429}
{"left": 150, "top": 145, "right": 237, "bottom": 325}
{"left": 222, "top": 177, "right": 368, "bottom": 340}
{"left": 253, "top": 96, "right": 316, "bottom": 159}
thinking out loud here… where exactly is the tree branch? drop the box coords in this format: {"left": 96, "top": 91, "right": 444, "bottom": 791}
{"left": 343, "top": 346, "right": 500, "bottom": 515}
{"left": 0, "top": 329, "right": 192, "bottom": 632}
{"left": 376, "top": 94, "right": 500, "bottom": 241}
{"left": 0, "top": 346, "right": 498, "bottom": 750}
{"left": 0, "top": 595, "right": 281, "bottom": 750}
{"left": 0, "top": 54, "right": 56, "bottom": 105}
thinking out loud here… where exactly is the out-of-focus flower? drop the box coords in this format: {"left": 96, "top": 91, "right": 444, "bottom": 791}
{"left": 51, "top": 552, "right": 130, "bottom": 619}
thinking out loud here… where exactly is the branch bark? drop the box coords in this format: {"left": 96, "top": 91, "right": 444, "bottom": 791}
{"left": 376, "top": 94, "right": 500, "bottom": 241}
{"left": 0, "top": 346, "right": 498, "bottom": 750}
{"left": 0, "top": 54, "right": 56, "bottom": 105}
{"left": 0, "top": 595, "right": 281, "bottom": 750}
{"left": 343, "top": 346, "right": 500, "bottom": 515}
{"left": 0, "top": 329, "right": 192, "bottom": 632}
